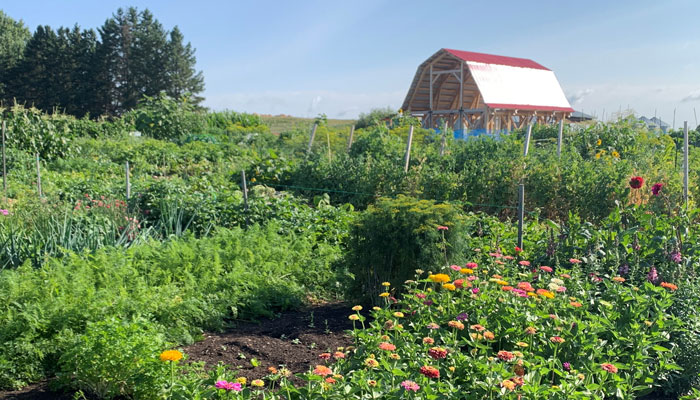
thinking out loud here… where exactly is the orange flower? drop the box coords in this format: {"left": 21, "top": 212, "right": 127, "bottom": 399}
{"left": 497, "top": 350, "right": 515, "bottom": 361}
{"left": 159, "top": 350, "right": 183, "bottom": 362}
{"left": 442, "top": 283, "right": 456, "bottom": 291}
{"left": 601, "top": 363, "right": 618, "bottom": 373}
{"left": 570, "top": 301, "right": 582, "bottom": 307}
{"left": 429, "top": 274, "right": 450, "bottom": 283}
{"left": 550, "top": 336, "right": 565, "bottom": 344}
{"left": 448, "top": 320, "right": 465, "bottom": 330}
{"left": 484, "top": 331, "right": 495, "bottom": 340}
{"left": 660, "top": 282, "right": 678, "bottom": 291}
{"left": 612, "top": 276, "right": 625, "bottom": 283}
{"left": 501, "top": 379, "right": 516, "bottom": 391}
{"left": 524, "top": 326, "right": 537, "bottom": 335}
{"left": 501, "top": 285, "right": 514, "bottom": 292}
{"left": 470, "top": 324, "right": 485, "bottom": 332}
{"left": 313, "top": 365, "right": 333, "bottom": 376}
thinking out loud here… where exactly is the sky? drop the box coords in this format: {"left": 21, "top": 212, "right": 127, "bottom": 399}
{"left": 2, "top": 0, "right": 700, "bottom": 126}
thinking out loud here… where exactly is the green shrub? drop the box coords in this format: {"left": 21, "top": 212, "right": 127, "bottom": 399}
{"left": 125, "top": 93, "right": 206, "bottom": 141}
{"left": 56, "top": 318, "right": 168, "bottom": 399}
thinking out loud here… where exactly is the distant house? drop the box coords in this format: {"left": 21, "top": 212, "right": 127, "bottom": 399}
{"left": 568, "top": 111, "right": 595, "bottom": 123}
{"left": 401, "top": 48, "right": 573, "bottom": 136}
{"left": 638, "top": 116, "right": 670, "bottom": 133}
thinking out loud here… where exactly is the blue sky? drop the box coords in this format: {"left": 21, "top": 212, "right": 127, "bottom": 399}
{"left": 3, "top": 0, "right": 700, "bottom": 125}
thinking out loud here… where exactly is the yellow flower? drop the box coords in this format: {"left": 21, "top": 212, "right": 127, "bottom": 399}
{"left": 428, "top": 274, "right": 450, "bottom": 283}
{"left": 379, "top": 292, "right": 390, "bottom": 297}
{"left": 236, "top": 377, "right": 247, "bottom": 385}
{"left": 448, "top": 366, "right": 456, "bottom": 372}
{"left": 460, "top": 268, "right": 474, "bottom": 274}
{"left": 516, "top": 341, "right": 528, "bottom": 348}
{"left": 349, "top": 314, "right": 360, "bottom": 321}
{"left": 381, "top": 282, "right": 391, "bottom": 287}
{"left": 365, "top": 358, "right": 379, "bottom": 368}
{"left": 595, "top": 152, "right": 602, "bottom": 159}
{"left": 596, "top": 139, "right": 602, "bottom": 146}
{"left": 251, "top": 379, "right": 264, "bottom": 387}
{"left": 372, "top": 306, "right": 381, "bottom": 311}
{"left": 496, "top": 279, "right": 509, "bottom": 286}
{"left": 577, "top": 373, "right": 585, "bottom": 380}
{"left": 393, "top": 312, "right": 404, "bottom": 318}
{"left": 442, "top": 283, "right": 456, "bottom": 291}
{"left": 352, "top": 305, "right": 363, "bottom": 311}
{"left": 159, "top": 350, "right": 183, "bottom": 362}
{"left": 612, "top": 150, "right": 620, "bottom": 158}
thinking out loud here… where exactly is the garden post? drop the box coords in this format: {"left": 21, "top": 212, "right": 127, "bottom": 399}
{"left": 347, "top": 125, "right": 355, "bottom": 151}
{"left": 684, "top": 121, "right": 689, "bottom": 209}
{"left": 517, "top": 184, "right": 524, "bottom": 249}
{"left": 326, "top": 127, "right": 332, "bottom": 161}
{"left": 404, "top": 125, "right": 414, "bottom": 173}
{"left": 557, "top": 119, "right": 563, "bottom": 157}
{"left": 440, "top": 121, "right": 447, "bottom": 156}
{"left": 306, "top": 123, "right": 318, "bottom": 156}
{"left": 2, "top": 121, "right": 6, "bottom": 203}
{"left": 36, "top": 153, "right": 42, "bottom": 197}
{"left": 523, "top": 123, "right": 532, "bottom": 156}
{"left": 125, "top": 161, "right": 131, "bottom": 200}
{"left": 241, "top": 170, "right": 249, "bottom": 228}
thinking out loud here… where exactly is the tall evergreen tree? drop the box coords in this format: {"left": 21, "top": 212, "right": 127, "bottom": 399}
{"left": 166, "top": 26, "right": 205, "bottom": 105}
{"left": 0, "top": 11, "right": 31, "bottom": 100}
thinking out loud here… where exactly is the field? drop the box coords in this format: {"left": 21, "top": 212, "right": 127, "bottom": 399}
{"left": 0, "top": 98, "right": 700, "bottom": 399}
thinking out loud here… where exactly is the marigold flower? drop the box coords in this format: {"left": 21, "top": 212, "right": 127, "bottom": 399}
{"left": 379, "top": 292, "right": 390, "bottom": 297}
{"left": 159, "top": 350, "right": 183, "bottom": 362}
{"left": 428, "top": 347, "right": 448, "bottom": 359}
{"left": 429, "top": 274, "right": 450, "bottom": 283}
{"left": 612, "top": 276, "right": 625, "bottom": 283}
{"left": 448, "top": 320, "right": 465, "bottom": 330}
{"left": 550, "top": 336, "right": 565, "bottom": 344}
{"left": 352, "top": 305, "right": 363, "bottom": 311}
{"left": 365, "top": 358, "right": 379, "bottom": 368}
{"left": 484, "top": 331, "right": 495, "bottom": 340}
{"left": 660, "top": 282, "right": 678, "bottom": 291}
{"left": 497, "top": 350, "right": 515, "bottom": 361}
{"left": 419, "top": 365, "right": 440, "bottom": 378}
{"left": 401, "top": 380, "right": 420, "bottom": 392}
{"left": 601, "top": 363, "right": 618, "bottom": 373}
{"left": 251, "top": 379, "right": 264, "bottom": 387}
{"left": 501, "top": 379, "right": 516, "bottom": 391}
{"left": 313, "top": 365, "right": 333, "bottom": 376}
{"left": 379, "top": 342, "right": 396, "bottom": 351}
{"left": 442, "top": 283, "right": 456, "bottom": 291}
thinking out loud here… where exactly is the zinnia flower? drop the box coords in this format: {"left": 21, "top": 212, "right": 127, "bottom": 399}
{"left": 401, "top": 380, "right": 420, "bottom": 392}
{"left": 629, "top": 176, "right": 644, "bottom": 189}
{"left": 423, "top": 337, "right": 435, "bottom": 344}
{"left": 428, "top": 274, "right": 450, "bottom": 283}
{"left": 483, "top": 331, "right": 495, "bottom": 340}
{"left": 519, "top": 260, "right": 531, "bottom": 267}
{"left": 466, "top": 262, "right": 478, "bottom": 269}
{"left": 437, "top": 225, "right": 449, "bottom": 231}
{"left": 456, "top": 312, "right": 469, "bottom": 321}
{"left": 501, "top": 379, "right": 516, "bottom": 391}
{"left": 652, "top": 182, "right": 663, "bottom": 196}
{"left": 670, "top": 251, "right": 682, "bottom": 263}
{"left": 349, "top": 314, "right": 360, "bottom": 321}
{"left": 569, "top": 258, "right": 581, "bottom": 264}
{"left": 660, "top": 282, "right": 678, "bottom": 291}
{"left": 612, "top": 276, "right": 625, "bottom": 283}
{"left": 215, "top": 380, "right": 242, "bottom": 391}
{"left": 365, "top": 358, "right": 379, "bottom": 368}
{"left": 428, "top": 347, "right": 448, "bottom": 359}
{"left": 159, "top": 350, "right": 183, "bottom": 362}
{"left": 448, "top": 320, "right": 465, "bottom": 330}
{"left": 525, "top": 326, "right": 537, "bottom": 335}
{"left": 647, "top": 267, "right": 659, "bottom": 284}
{"left": 419, "top": 365, "right": 440, "bottom": 378}
{"left": 470, "top": 324, "right": 485, "bottom": 332}
{"left": 472, "top": 287, "right": 480, "bottom": 294}
{"left": 442, "top": 283, "right": 456, "bottom": 291}
{"left": 379, "top": 342, "right": 396, "bottom": 351}
{"left": 601, "top": 363, "right": 618, "bottom": 373}
{"left": 313, "top": 365, "right": 333, "bottom": 376}
{"left": 570, "top": 301, "right": 582, "bottom": 307}
{"left": 563, "top": 362, "right": 571, "bottom": 372}
{"left": 539, "top": 266, "right": 553, "bottom": 273}
{"left": 333, "top": 351, "right": 345, "bottom": 359}
{"left": 427, "top": 323, "right": 440, "bottom": 330}
{"left": 550, "top": 336, "right": 565, "bottom": 344}
{"left": 251, "top": 379, "right": 264, "bottom": 387}
{"left": 379, "top": 292, "right": 390, "bottom": 297}
{"left": 352, "top": 305, "right": 362, "bottom": 311}
{"left": 497, "top": 351, "right": 515, "bottom": 361}
{"left": 319, "top": 352, "right": 331, "bottom": 360}
{"left": 450, "top": 264, "right": 461, "bottom": 271}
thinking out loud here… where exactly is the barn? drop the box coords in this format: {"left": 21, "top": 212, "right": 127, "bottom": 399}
{"left": 401, "top": 48, "right": 573, "bottom": 136}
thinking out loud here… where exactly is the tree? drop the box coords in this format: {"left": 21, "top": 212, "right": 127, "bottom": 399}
{"left": 166, "top": 26, "right": 204, "bottom": 105}
{"left": 0, "top": 11, "right": 31, "bottom": 99}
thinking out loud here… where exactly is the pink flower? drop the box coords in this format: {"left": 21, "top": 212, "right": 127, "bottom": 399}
{"left": 569, "top": 258, "right": 581, "bottom": 264}
{"left": 489, "top": 252, "right": 502, "bottom": 258}
{"left": 467, "top": 275, "right": 478, "bottom": 281}
{"left": 401, "top": 380, "right": 420, "bottom": 392}
{"left": 519, "top": 260, "right": 531, "bottom": 267}
{"left": 215, "top": 381, "right": 242, "bottom": 391}
{"left": 471, "top": 287, "right": 480, "bottom": 294}
{"left": 556, "top": 286, "right": 567, "bottom": 293}
{"left": 539, "top": 266, "right": 553, "bottom": 273}
{"left": 652, "top": 183, "right": 663, "bottom": 196}
{"left": 416, "top": 293, "right": 427, "bottom": 299}
{"left": 465, "top": 262, "right": 478, "bottom": 269}
{"left": 503, "top": 255, "right": 515, "bottom": 260}
{"left": 450, "top": 265, "right": 462, "bottom": 271}
{"left": 437, "top": 225, "right": 449, "bottom": 231}
{"left": 0, "top": 209, "right": 8, "bottom": 216}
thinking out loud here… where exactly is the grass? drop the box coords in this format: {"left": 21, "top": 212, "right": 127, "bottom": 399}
{"left": 259, "top": 114, "right": 355, "bottom": 134}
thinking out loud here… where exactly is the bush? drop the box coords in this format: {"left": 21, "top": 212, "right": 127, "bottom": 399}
{"left": 125, "top": 93, "right": 206, "bottom": 141}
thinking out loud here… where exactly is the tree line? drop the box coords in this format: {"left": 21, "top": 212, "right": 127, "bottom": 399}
{"left": 0, "top": 7, "right": 204, "bottom": 117}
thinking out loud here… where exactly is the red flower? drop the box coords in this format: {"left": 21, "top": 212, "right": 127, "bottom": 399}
{"left": 629, "top": 176, "right": 644, "bottom": 189}
{"left": 419, "top": 365, "right": 440, "bottom": 378}
{"left": 437, "top": 225, "right": 449, "bottom": 231}
{"left": 515, "top": 246, "right": 522, "bottom": 253}
{"left": 652, "top": 182, "right": 663, "bottom": 196}
{"left": 428, "top": 347, "right": 448, "bottom": 359}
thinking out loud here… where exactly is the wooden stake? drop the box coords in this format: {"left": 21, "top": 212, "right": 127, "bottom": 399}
{"left": 517, "top": 184, "right": 524, "bottom": 249}
{"left": 557, "top": 120, "right": 563, "bottom": 158}
{"left": 684, "top": 121, "right": 689, "bottom": 210}
{"left": 523, "top": 123, "right": 533, "bottom": 156}
{"left": 125, "top": 161, "right": 131, "bottom": 200}
{"left": 1, "top": 121, "right": 6, "bottom": 203}
{"left": 440, "top": 121, "right": 447, "bottom": 156}
{"left": 325, "top": 127, "right": 332, "bottom": 161}
{"left": 404, "top": 125, "right": 414, "bottom": 173}
{"left": 241, "top": 170, "right": 249, "bottom": 228}
{"left": 36, "top": 153, "right": 42, "bottom": 197}
{"left": 347, "top": 125, "right": 355, "bottom": 151}
{"left": 306, "top": 123, "right": 318, "bottom": 155}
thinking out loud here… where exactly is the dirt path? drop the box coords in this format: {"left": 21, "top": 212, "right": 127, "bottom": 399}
{"left": 0, "top": 303, "right": 354, "bottom": 399}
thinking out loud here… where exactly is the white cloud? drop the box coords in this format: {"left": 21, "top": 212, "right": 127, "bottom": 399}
{"left": 682, "top": 90, "right": 700, "bottom": 103}
{"left": 567, "top": 88, "right": 593, "bottom": 105}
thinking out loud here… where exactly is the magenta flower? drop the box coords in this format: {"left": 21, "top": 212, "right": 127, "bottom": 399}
{"left": 471, "top": 287, "right": 480, "bottom": 294}
{"left": 670, "top": 251, "right": 682, "bottom": 263}
{"left": 0, "top": 209, "right": 8, "bottom": 216}
{"left": 651, "top": 182, "right": 663, "bottom": 196}
{"left": 437, "top": 225, "right": 448, "bottom": 231}
{"left": 465, "top": 262, "right": 478, "bottom": 269}
{"left": 215, "top": 380, "right": 242, "bottom": 391}
{"left": 647, "top": 267, "right": 659, "bottom": 284}
{"left": 450, "top": 265, "right": 461, "bottom": 271}
{"left": 456, "top": 312, "right": 469, "bottom": 321}
{"left": 401, "top": 380, "right": 420, "bottom": 392}
{"left": 563, "top": 362, "right": 571, "bottom": 372}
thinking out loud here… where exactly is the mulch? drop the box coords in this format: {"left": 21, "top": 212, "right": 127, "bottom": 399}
{"left": 0, "top": 302, "right": 354, "bottom": 400}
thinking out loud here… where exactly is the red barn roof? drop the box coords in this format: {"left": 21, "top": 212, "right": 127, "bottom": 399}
{"left": 444, "top": 48, "right": 550, "bottom": 71}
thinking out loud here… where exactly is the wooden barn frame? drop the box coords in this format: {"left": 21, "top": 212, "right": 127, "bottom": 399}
{"left": 401, "top": 49, "right": 574, "bottom": 133}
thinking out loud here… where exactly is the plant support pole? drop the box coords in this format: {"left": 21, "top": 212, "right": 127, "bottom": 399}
{"left": 440, "top": 121, "right": 447, "bottom": 156}
{"left": 2, "top": 121, "right": 6, "bottom": 202}
{"left": 306, "top": 123, "right": 318, "bottom": 155}
{"left": 684, "top": 121, "right": 689, "bottom": 209}
{"left": 347, "top": 125, "right": 355, "bottom": 151}
{"left": 404, "top": 125, "right": 414, "bottom": 173}
{"left": 517, "top": 184, "right": 525, "bottom": 249}
{"left": 36, "top": 153, "right": 42, "bottom": 197}
{"left": 125, "top": 161, "right": 131, "bottom": 200}
{"left": 241, "top": 170, "right": 249, "bottom": 228}
{"left": 557, "top": 119, "right": 563, "bottom": 157}
{"left": 523, "top": 123, "right": 533, "bottom": 156}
